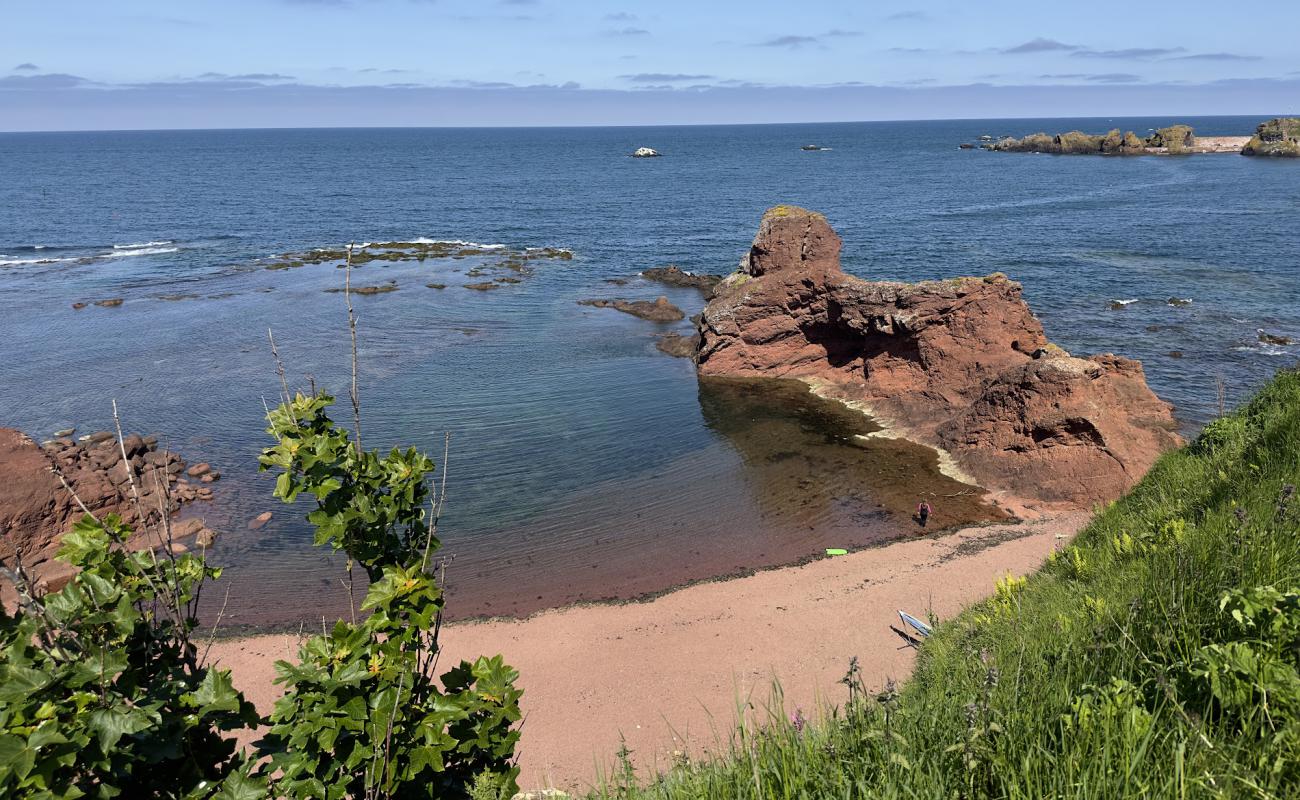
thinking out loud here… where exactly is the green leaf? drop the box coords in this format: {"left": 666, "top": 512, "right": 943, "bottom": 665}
{"left": 191, "top": 668, "right": 243, "bottom": 715}
{"left": 213, "top": 769, "right": 269, "bottom": 800}
{"left": 87, "top": 707, "right": 153, "bottom": 752}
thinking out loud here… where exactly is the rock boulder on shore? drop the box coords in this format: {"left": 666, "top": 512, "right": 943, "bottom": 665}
{"left": 696, "top": 206, "right": 1182, "bottom": 507}
{"left": 1, "top": 428, "right": 210, "bottom": 595}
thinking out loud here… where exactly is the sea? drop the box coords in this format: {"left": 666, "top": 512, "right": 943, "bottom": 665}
{"left": 2, "top": 117, "right": 1296, "bottom": 629}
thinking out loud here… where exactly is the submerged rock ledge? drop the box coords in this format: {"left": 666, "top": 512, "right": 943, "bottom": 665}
{"left": 696, "top": 206, "right": 1182, "bottom": 508}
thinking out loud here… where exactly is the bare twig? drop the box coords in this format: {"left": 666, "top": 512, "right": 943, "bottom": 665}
{"left": 52, "top": 467, "right": 96, "bottom": 520}
{"left": 199, "top": 586, "right": 231, "bottom": 669}
{"left": 269, "top": 328, "right": 292, "bottom": 407}
{"left": 421, "top": 432, "right": 451, "bottom": 572}
{"left": 345, "top": 243, "right": 363, "bottom": 449}
{"left": 111, "top": 400, "right": 148, "bottom": 534}
{"left": 344, "top": 559, "right": 357, "bottom": 625}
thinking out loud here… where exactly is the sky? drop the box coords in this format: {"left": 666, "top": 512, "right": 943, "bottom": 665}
{"left": 2, "top": 0, "right": 1297, "bottom": 130}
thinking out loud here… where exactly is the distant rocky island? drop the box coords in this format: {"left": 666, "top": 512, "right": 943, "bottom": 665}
{"left": 1242, "top": 117, "right": 1300, "bottom": 157}
{"left": 981, "top": 118, "right": 1300, "bottom": 157}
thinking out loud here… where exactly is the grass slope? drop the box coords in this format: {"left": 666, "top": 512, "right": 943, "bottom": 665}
{"left": 594, "top": 369, "right": 1300, "bottom": 799}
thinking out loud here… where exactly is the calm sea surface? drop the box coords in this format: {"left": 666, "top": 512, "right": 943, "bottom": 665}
{"left": 2, "top": 118, "right": 1296, "bottom": 628}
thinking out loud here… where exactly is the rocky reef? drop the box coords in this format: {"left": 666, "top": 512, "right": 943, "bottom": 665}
{"left": 1, "top": 428, "right": 216, "bottom": 595}
{"left": 1242, "top": 118, "right": 1300, "bottom": 157}
{"left": 989, "top": 124, "right": 1247, "bottom": 156}
{"left": 578, "top": 296, "right": 685, "bottom": 322}
{"left": 696, "top": 206, "right": 1182, "bottom": 508}
{"left": 641, "top": 266, "right": 723, "bottom": 292}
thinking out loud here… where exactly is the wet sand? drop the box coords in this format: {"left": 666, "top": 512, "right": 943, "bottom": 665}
{"left": 211, "top": 510, "right": 1087, "bottom": 792}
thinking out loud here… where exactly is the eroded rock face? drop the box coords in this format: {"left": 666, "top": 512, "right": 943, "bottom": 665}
{"left": 1, "top": 428, "right": 211, "bottom": 594}
{"left": 697, "top": 206, "right": 1181, "bottom": 507}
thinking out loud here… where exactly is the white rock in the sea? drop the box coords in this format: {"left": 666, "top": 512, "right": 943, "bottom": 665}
{"left": 632, "top": 147, "right": 661, "bottom": 158}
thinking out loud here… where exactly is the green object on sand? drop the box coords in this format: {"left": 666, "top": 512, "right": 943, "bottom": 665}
{"left": 825, "top": 548, "right": 848, "bottom": 556}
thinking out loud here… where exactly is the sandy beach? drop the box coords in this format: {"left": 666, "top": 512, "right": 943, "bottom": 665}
{"left": 211, "top": 511, "right": 1087, "bottom": 792}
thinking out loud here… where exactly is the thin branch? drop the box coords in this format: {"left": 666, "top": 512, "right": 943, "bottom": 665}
{"left": 52, "top": 467, "right": 96, "bottom": 520}
{"left": 345, "top": 242, "right": 363, "bottom": 449}
{"left": 111, "top": 399, "right": 148, "bottom": 534}
{"left": 269, "top": 328, "right": 292, "bottom": 406}
{"left": 421, "top": 432, "right": 451, "bottom": 572}
{"left": 198, "top": 586, "right": 231, "bottom": 669}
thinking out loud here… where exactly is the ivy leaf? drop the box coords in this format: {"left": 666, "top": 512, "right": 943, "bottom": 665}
{"left": 213, "top": 769, "right": 269, "bottom": 800}
{"left": 87, "top": 707, "right": 153, "bottom": 752}
{"left": 190, "top": 669, "right": 243, "bottom": 716}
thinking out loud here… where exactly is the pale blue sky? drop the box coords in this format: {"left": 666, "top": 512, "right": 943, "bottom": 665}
{"left": 3, "top": 0, "right": 1297, "bottom": 130}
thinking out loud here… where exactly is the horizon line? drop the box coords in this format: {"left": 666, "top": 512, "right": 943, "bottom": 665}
{"left": 0, "top": 111, "right": 1290, "bottom": 136}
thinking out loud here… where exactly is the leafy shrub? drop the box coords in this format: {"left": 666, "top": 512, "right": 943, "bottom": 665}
{"left": 0, "top": 514, "right": 258, "bottom": 799}
{"left": 255, "top": 392, "right": 523, "bottom": 799}
{"left": 0, "top": 390, "right": 522, "bottom": 800}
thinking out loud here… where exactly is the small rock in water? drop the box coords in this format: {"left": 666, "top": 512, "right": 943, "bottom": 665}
{"left": 186, "top": 462, "right": 211, "bottom": 477}
{"left": 169, "top": 542, "right": 189, "bottom": 554}
{"left": 656, "top": 333, "right": 698, "bottom": 359}
{"left": 631, "top": 147, "right": 661, "bottom": 158}
{"left": 71, "top": 302, "right": 86, "bottom": 310}
{"left": 52, "top": 427, "right": 75, "bottom": 438}
{"left": 426, "top": 283, "right": 447, "bottom": 290}
{"left": 1167, "top": 351, "right": 1184, "bottom": 359}
{"left": 248, "top": 511, "right": 273, "bottom": 530}
{"left": 577, "top": 296, "right": 685, "bottom": 322}
{"left": 1166, "top": 297, "right": 1192, "bottom": 307}
{"left": 1258, "top": 330, "right": 1293, "bottom": 346}
{"left": 172, "top": 518, "right": 205, "bottom": 540}
{"left": 195, "top": 528, "right": 217, "bottom": 548}
{"left": 93, "top": 298, "right": 124, "bottom": 308}
{"left": 641, "top": 265, "right": 723, "bottom": 291}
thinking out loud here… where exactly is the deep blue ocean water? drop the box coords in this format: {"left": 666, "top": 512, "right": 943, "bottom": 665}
{"left": 2, "top": 118, "right": 1296, "bottom": 627}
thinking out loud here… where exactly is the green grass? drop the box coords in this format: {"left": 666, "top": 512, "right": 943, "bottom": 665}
{"left": 592, "top": 368, "right": 1300, "bottom": 799}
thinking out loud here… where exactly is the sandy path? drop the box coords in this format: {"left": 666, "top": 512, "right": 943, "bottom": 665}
{"left": 211, "top": 512, "right": 1087, "bottom": 792}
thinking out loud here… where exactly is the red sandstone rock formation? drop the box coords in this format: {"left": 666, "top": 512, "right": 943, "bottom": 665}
{"left": 0, "top": 428, "right": 213, "bottom": 595}
{"left": 697, "top": 206, "right": 1182, "bottom": 507}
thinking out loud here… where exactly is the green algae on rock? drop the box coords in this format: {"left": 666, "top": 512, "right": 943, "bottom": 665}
{"left": 989, "top": 124, "right": 1246, "bottom": 156}
{"left": 1243, "top": 118, "right": 1300, "bottom": 157}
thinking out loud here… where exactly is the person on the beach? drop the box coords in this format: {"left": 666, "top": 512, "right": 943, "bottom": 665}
{"left": 917, "top": 500, "right": 932, "bottom": 528}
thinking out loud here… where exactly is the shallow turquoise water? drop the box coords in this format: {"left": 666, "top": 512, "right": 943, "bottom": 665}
{"left": 1, "top": 118, "right": 1295, "bottom": 627}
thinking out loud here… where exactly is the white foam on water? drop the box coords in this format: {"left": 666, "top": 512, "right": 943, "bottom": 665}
{"left": 113, "top": 240, "right": 173, "bottom": 249}
{"left": 1236, "top": 344, "right": 1292, "bottom": 357}
{"left": 1111, "top": 298, "right": 1139, "bottom": 306}
{"left": 0, "top": 256, "right": 76, "bottom": 266}
{"left": 407, "top": 238, "right": 507, "bottom": 249}
{"left": 103, "top": 247, "right": 180, "bottom": 258}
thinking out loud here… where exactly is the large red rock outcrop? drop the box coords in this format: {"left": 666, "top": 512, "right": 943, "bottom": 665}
{"left": 1, "top": 428, "right": 212, "bottom": 595}
{"left": 697, "top": 206, "right": 1182, "bottom": 507}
